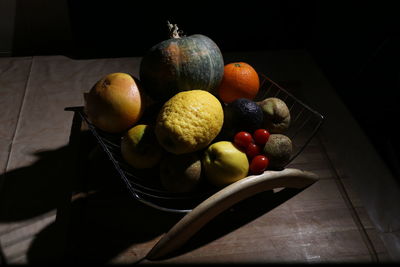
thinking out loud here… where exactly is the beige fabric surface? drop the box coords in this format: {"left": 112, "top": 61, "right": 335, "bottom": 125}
{"left": 0, "top": 55, "right": 141, "bottom": 263}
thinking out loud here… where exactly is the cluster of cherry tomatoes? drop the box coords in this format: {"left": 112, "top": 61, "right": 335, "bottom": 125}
{"left": 233, "top": 129, "right": 271, "bottom": 175}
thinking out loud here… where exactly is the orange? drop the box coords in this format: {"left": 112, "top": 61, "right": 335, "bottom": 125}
{"left": 217, "top": 62, "right": 260, "bottom": 103}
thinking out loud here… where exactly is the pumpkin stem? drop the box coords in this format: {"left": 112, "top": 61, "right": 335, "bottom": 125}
{"left": 167, "top": 21, "right": 181, "bottom": 39}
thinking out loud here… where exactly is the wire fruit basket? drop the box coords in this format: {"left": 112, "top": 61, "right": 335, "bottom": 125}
{"left": 73, "top": 74, "right": 324, "bottom": 214}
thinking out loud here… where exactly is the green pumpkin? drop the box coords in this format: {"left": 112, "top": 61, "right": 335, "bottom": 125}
{"left": 139, "top": 23, "right": 224, "bottom": 102}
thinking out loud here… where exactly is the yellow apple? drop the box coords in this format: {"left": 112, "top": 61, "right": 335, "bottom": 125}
{"left": 121, "top": 124, "right": 163, "bottom": 169}
{"left": 202, "top": 141, "right": 249, "bottom": 187}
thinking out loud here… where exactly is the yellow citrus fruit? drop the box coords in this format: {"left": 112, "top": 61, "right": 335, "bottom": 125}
{"left": 155, "top": 90, "right": 224, "bottom": 154}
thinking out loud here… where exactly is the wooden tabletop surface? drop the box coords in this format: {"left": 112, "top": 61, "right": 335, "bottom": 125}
{"left": 0, "top": 51, "right": 397, "bottom": 264}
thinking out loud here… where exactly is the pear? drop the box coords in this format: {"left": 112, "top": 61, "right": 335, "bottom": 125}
{"left": 258, "top": 97, "right": 290, "bottom": 134}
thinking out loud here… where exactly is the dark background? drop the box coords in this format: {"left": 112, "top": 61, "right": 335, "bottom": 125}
{"left": 8, "top": 0, "right": 400, "bottom": 179}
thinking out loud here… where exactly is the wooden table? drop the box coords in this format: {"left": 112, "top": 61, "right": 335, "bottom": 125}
{"left": 0, "top": 51, "right": 397, "bottom": 264}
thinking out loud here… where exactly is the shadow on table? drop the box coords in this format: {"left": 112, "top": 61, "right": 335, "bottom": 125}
{"left": 0, "top": 111, "right": 185, "bottom": 264}
{"left": 0, "top": 109, "right": 310, "bottom": 264}
{"left": 0, "top": 145, "right": 78, "bottom": 263}
{"left": 156, "top": 187, "right": 304, "bottom": 261}
{"left": 27, "top": 186, "right": 185, "bottom": 264}
{"left": 0, "top": 147, "right": 72, "bottom": 221}
{"left": 23, "top": 153, "right": 305, "bottom": 264}
{"left": 0, "top": 108, "right": 89, "bottom": 224}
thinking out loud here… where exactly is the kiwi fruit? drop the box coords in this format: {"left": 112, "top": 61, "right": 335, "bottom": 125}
{"left": 263, "top": 134, "right": 292, "bottom": 170}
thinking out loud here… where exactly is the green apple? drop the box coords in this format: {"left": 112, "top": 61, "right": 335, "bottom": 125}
{"left": 202, "top": 141, "right": 249, "bottom": 187}
{"left": 160, "top": 152, "right": 202, "bottom": 193}
{"left": 121, "top": 124, "right": 163, "bottom": 169}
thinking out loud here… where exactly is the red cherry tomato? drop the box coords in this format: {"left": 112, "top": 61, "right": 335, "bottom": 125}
{"left": 246, "top": 143, "right": 261, "bottom": 159}
{"left": 253, "top": 129, "right": 270, "bottom": 146}
{"left": 250, "top": 155, "right": 269, "bottom": 174}
{"left": 234, "top": 131, "right": 253, "bottom": 150}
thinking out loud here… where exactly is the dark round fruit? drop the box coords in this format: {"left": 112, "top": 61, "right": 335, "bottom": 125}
{"left": 224, "top": 98, "right": 264, "bottom": 133}
{"left": 263, "top": 134, "right": 292, "bottom": 170}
